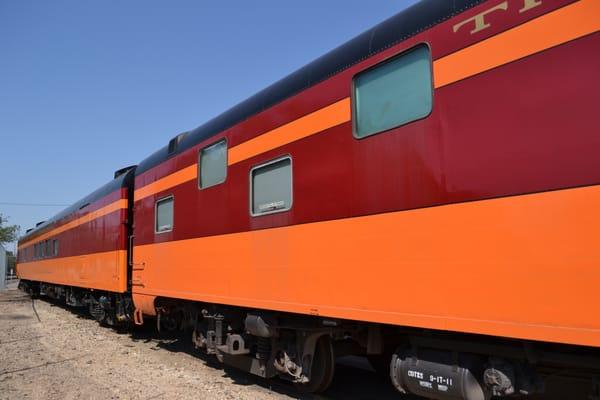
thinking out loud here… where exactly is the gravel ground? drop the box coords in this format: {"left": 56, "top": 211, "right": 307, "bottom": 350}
{"left": 0, "top": 283, "right": 594, "bottom": 400}
{"left": 0, "top": 284, "right": 399, "bottom": 400}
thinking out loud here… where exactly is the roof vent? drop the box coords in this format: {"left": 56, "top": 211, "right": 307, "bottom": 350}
{"left": 26, "top": 228, "right": 33, "bottom": 234}
{"left": 35, "top": 221, "right": 45, "bottom": 227}
{"left": 114, "top": 165, "right": 137, "bottom": 179}
{"left": 168, "top": 132, "right": 188, "bottom": 155}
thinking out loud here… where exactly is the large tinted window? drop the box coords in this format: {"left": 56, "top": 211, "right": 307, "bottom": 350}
{"left": 199, "top": 139, "right": 227, "bottom": 189}
{"left": 251, "top": 157, "right": 292, "bottom": 216}
{"left": 155, "top": 196, "right": 174, "bottom": 233}
{"left": 353, "top": 45, "right": 432, "bottom": 138}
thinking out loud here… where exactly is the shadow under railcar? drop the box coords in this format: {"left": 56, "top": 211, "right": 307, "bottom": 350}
{"left": 37, "top": 295, "right": 595, "bottom": 400}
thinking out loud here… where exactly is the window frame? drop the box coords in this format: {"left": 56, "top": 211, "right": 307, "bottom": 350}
{"left": 154, "top": 195, "right": 175, "bottom": 234}
{"left": 351, "top": 43, "right": 434, "bottom": 140}
{"left": 197, "top": 138, "right": 228, "bottom": 190}
{"left": 249, "top": 155, "right": 293, "bottom": 217}
{"left": 53, "top": 239, "right": 59, "bottom": 257}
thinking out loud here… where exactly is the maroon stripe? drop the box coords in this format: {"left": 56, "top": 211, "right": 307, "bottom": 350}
{"left": 18, "top": 189, "right": 129, "bottom": 262}
{"left": 132, "top": 33, "right": 600, "bottom": 246}
{"left": 134, "top": 0, "right": 577, "bottom": 190}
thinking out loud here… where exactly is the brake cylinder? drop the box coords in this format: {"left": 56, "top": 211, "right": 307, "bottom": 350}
{"left": 390, "top": 349, "right": 490, "bottom": 400}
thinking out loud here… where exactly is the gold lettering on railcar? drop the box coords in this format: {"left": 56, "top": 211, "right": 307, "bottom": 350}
{"left": 453, "top": 0, "right": 543, "bottom": 35}
{"left": 453, "top": 2, "right": 508, "bottom": 34}
{"left": 519, "top": 0, "right": 543, "bottom": 13}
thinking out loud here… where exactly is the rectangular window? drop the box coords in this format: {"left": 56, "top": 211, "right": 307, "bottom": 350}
{"left": 199, "top": 139, "right": 227, "bottom": 189}
{"left": 34, "top": 244, "right": 38, "bottom": 259}
{"left": 250, "top": 157, "right": 292, "bottom": 216}
{"left": 353, "top": 45, "right": 432, "bottom": 138}
{"left": 53, "top": 240, "right": 59, "bottom": 256}
{"left": 40, "top": 242, "right": 45, "bottom": 258}
{"left": 155, "top": 196, "right": 174, "bottom": 233}
{"left": 46, "top": 240, "right": 52, "bottom": 257}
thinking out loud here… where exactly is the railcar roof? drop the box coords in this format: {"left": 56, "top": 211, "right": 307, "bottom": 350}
{"left": 136, "top": 0, "right": 484, "bottom": 175}
{"left": 19, "top": 169, "right": 135, "bottom": 244}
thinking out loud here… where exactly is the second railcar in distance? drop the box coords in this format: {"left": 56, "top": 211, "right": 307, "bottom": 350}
{"left": 17, "top": 167, "right": 136, "bottom": 324}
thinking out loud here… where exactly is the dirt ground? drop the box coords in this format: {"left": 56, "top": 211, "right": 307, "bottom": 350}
{"left": 0, "top": 283, "right": 595, "bottom": 400}
{"left": 0, "top": 284, "right": 401, "bottom": 400}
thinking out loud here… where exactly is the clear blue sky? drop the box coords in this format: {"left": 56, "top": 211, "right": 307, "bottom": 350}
{"left": 0, "top": 0, "right": 417, "bottom": 251}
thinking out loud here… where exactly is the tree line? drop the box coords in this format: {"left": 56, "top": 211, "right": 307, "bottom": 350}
{"left": 1, "top": 213, "right": 20, "bottom": 275}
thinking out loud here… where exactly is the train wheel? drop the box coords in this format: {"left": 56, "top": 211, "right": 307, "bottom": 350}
{"left": 295, "top": 335, "right": 335, "bottom": 393}
{"left": 88, "top": 302, "right": 105, "bottom": 323}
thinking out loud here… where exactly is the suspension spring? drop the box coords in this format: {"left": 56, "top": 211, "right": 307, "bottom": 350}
{"left": 257, "top": 337, "right": 271, "bottom": 361}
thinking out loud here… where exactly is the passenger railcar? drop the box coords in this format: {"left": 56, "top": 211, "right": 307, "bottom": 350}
{"left": 17, "top": 0, "right": 600, "bottom": 398}
{"left": 17, "top": 167, "right": 135, "bottom": 323}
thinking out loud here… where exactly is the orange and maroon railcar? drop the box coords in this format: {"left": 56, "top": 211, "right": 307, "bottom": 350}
{"left": 17, "top": 167, "right": 135, "bottom": 322}
{"left": 17, "top": 0, "right": 600, "bottom": 398}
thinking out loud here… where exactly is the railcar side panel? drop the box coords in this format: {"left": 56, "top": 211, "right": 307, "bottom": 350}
{"left": 17, "top": 188, "right": 130, "bottom": 293}
{"left": 17, "top": 250, "right": 128, "bottom": 293}
{"left": 134, "top": 184, "right": 600, "bottom": 346}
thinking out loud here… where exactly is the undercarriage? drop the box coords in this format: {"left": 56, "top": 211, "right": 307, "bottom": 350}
{"left": 154, "top": 297, "right": 600, "bottom": 398}
{"left": 18, "top": 280, "right": 600, "bottom": 399}
{"left": 19, "top": 280, "right": 133, "bottom": 327}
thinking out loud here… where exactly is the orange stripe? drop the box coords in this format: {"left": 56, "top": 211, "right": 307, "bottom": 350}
{"left": 133, "top": 2, "right": 599, "bottom": 201}
{"left": 434, "top": 0, "right": 600, "bottom": 87}
{"left": 16, "top": 250, "right": 128, "bottom": 293}
{"left": 133, "top": 99, "right": 351, "bottom": 201}
{"left": 134, "top": 164, "right": 197, "bottom": 201}
{"left": 132, "top": 185, "right": 600, "bottom": 347}
{"left": 18, "top": 199, "right": 128, "bottom": 249}
{"left": 228, "top": 98, "right": 351, "bottom": 165}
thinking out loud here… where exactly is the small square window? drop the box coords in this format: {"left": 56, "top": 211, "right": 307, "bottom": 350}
{"left": 199, "top": 139, "right": 227, "bottom": 189}
{"left": 155, "top": 196, "right": 174, "bottom": 233}
{"left": 250, "top": 157, "right": 292, "bottom": 216}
